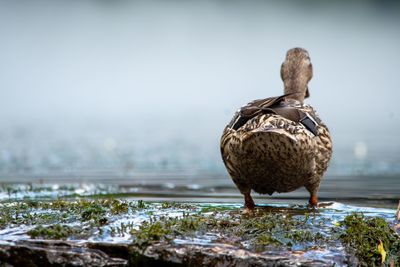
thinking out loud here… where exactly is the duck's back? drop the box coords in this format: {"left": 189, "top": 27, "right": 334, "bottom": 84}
{"left": 221, "top": 97, "right": 332, "bottom": 195}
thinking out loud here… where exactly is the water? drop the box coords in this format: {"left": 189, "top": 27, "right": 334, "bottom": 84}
{"left": 0, "top": 173, "right": 398, "bottom": 208}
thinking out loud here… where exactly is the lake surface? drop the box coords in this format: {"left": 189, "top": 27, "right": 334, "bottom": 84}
{"left": 0, "top": 172, "right": 398, "bottom": 209}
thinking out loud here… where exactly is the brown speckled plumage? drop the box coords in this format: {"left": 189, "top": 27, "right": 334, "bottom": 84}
{"left": 220, "top": 48, "right": 332, "bottom": 209}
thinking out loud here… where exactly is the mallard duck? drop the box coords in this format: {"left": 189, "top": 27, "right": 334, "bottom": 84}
{"left": 220, "top": 48, "right": 332, "bottom": 210}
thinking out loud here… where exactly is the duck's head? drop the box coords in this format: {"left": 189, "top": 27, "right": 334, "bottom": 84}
{"left": 280, "top": 47, "right": 313, "bottom": 103}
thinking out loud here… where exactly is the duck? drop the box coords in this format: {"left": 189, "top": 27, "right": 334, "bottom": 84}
{"left": 220, "top": 48, "right": 332, "bottom": 210}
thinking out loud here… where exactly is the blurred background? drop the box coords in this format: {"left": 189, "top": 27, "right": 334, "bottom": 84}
{"left": 0, "top": 0, "right": 399, "bottom": 200}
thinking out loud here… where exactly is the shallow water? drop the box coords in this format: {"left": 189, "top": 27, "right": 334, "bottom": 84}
{"left": 0, "top": 174, "right": 398, "bottom": 209}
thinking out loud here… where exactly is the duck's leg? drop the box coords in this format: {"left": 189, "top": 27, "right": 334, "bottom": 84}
{"left": 305, "top": 182, "right": 320, "bottom": 208}
{"left": 308, "top": 194, "right": 318, "bottom": 208}
{"left": 244, "top": 190, "right": 255, "bottom": 210}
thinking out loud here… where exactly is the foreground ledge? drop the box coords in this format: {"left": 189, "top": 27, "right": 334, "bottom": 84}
{"left": 0, "top": 240, "right": 347, "bottom": 267}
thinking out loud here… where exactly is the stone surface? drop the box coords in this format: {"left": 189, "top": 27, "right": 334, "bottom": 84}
{"left": 0, "top": 240, "right": 128, "bottom": 267}
{"left": 0, "top": 240, "right": 344, "bottom": 267}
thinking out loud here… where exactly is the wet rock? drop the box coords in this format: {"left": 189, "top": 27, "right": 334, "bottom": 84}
{"left": 0, "top": 199, "right": 397, "bottom": 266}
{"left": 0, "top": 240, "right": 127, "bottom": 267}
{"left": 0, "top": 240, "right": 342, "bottom": 267}
{"left": 129, "top": 242, "right": 333, "bottom": 267}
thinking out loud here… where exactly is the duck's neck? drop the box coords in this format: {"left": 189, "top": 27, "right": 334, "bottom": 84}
{"left": 283, "top": 80, "right": 307, "bottom": 103}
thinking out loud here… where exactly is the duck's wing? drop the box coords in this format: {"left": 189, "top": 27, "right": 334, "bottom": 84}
{"left": 227, "top": 94, "right": 288, "bottom": 130}
{"left": 227, "top": 93, "right": 322, "bottom": 136}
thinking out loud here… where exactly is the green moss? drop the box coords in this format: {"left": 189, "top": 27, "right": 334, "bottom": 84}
{"left": 81, "top": 205, "right": 106, "bottom": 221}
{"left": 160, "top": 202, "right": 196, "bottom": 210}
{"left": 131, "top": 219, "right": 172, "bottom": 248}
{"left": 340, "top": 213, "right": 400, "bottom": 266}
{"left": 0, "top": 202, "right": 68, "bottom": 229}
{"left": 0, "top": 198, "right": 136, "bottom": 231}
{"left": 126, "top": 209, "right": 330, "bottom": 252}
{"left": 136, "top": 200, "right": 146, "bottom": 209}
{"left": 27, "top": 224, "right": 85, "bottom": 240}
{"left": 234, "top": 212, "right": 329, "bottom": 250}
{"left": 110, "top": 221, "right": 136, "bottom": 237}
{"left": 161, "top": 202, "right": 177, "bottom": 209}
{"left": 254, "top": 233, "right": 282, "bottom": 246}
{"left": 109, "top": 199, "right": 129, "bottom": 214}
{"left": 129, "top": 212, "right": 214, "bottom": 249}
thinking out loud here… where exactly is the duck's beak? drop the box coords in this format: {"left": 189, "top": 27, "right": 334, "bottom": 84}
{"left": 305, "top": 87, "right": 310, "bottom": 98}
